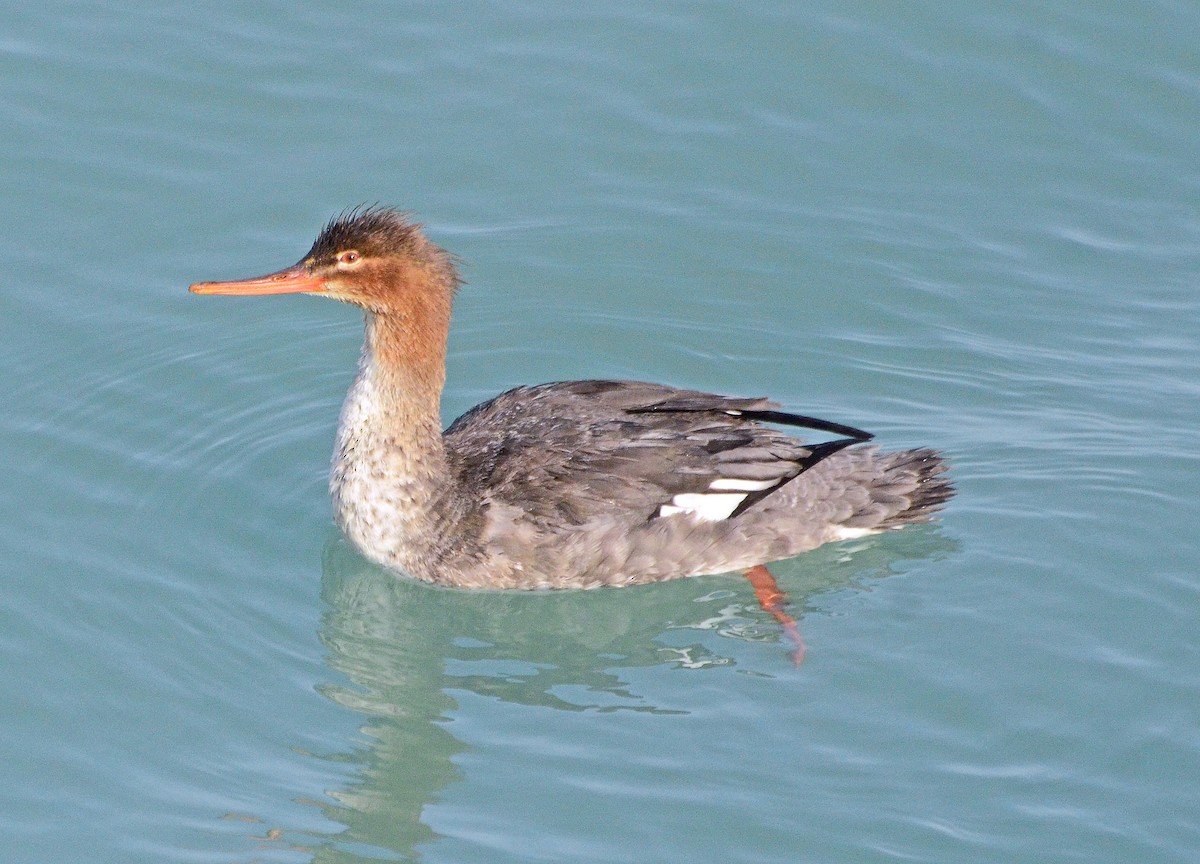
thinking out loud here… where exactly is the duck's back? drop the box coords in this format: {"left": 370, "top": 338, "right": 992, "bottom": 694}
{"left": 443, "top": 380, "right": 952, "bottom": 586}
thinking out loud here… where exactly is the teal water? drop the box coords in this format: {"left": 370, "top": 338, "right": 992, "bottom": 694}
{"left": 3, "top": 2, "right": 1198, "bottom": 862}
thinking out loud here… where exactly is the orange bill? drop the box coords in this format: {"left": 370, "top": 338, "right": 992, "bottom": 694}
{"left": 190, "top": 265, "right": 326, "bottom": 295}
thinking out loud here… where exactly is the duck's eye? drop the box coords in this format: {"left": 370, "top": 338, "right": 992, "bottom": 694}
{"left": 337, "top": 250, "right": 361, "bottom": 266}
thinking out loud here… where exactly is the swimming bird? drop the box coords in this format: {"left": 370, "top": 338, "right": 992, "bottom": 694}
{"left": 190, "top": 207, "right": 951, "bottom": 655}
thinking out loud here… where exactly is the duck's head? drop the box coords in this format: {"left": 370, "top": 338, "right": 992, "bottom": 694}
{"left": 190, "top": 207, "right": 460, "bottom": 315}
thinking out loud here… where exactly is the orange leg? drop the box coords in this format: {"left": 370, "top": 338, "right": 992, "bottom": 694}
{"left": 743, "top": 564, "right": 806, "bottom": 666}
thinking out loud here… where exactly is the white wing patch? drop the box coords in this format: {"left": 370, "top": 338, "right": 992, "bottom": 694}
{"left": 708, "top": 478, "right": 778, "bottom": 492}
{"left": 655, "top": 483, "right": 887, "bottom": 532}
{"left": 658, "top": 492, "right": 747, "bottom": 521}
{"left": 656, "top": 475, "right": 787, "bottom": 522}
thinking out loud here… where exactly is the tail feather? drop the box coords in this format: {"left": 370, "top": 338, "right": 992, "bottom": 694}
{"left": 812, "top": 445, "right": 953, "bottom": 534}
{"left": 873, "top": 447, "right": 954, "bottom": 529}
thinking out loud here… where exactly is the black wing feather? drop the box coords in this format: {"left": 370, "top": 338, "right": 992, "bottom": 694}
{"left": 628, "top": 398, "right": 874, "bottom": 442}
{"left": 446, "top": 380, "right": 873, "bottom": 527}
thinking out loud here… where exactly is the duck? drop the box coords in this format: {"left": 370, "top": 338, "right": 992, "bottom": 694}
{"left": 190, "top": 207, "right": 952, "bottom": 656}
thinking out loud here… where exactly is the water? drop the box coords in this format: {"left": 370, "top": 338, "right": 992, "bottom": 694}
{"left": 2, "top": 1, "right": 1198, "bottom": 861}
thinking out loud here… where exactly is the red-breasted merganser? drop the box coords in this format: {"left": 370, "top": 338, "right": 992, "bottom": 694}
{"left": 190, "top": 208, "right": 952, "bottom": 614}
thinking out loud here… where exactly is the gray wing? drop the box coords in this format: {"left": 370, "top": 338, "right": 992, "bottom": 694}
{"left": 444, "top": 380, "right": 871, "bottom": 528}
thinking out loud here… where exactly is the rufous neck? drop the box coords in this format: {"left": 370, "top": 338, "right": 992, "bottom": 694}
{"left": 331, "top": 303, "right": 478, "bottom": 578}
{"left": 361, "top": 306, "right": 448, "bottom": 428}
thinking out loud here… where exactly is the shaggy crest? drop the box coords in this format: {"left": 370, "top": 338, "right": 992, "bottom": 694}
{"left": 303, "top": 206, "right": 463, "bottom": 291}
{"left": 306, "top": 205, "right": 420, "bottom": 259}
